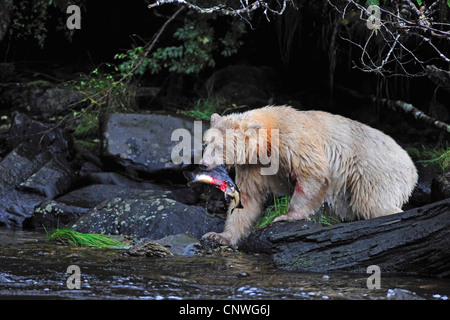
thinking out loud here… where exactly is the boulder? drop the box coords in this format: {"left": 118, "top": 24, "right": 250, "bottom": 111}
{"left": 69, "top": 196, "right": 224, "bottom": 240}
{"left": 26, "top": 200, "right": 90, "bottom": 229}
{"left": 19, "top": 156, "right": 75, "bottom": 199}
{"left": 25, "top": 183, "right": 191, "bottom": 229}
{"left": 0, "top": 113, "right": 73, "bottom": 228}
{"left": 101, "top": 113, "right": 206, "bottom": 174}
{"left": 8, "top": 111, "right": 70, "bottom": 154}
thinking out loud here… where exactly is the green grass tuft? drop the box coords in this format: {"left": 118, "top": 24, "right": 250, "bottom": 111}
{"left": 406, "top": 145, "right": 450, "bottom": 172}
{"left": 257, "top": 196, "right": 341, "bottom": 228}
{"left": 45, "top": 228, "right": 127, "bottom": 249}
{"left": 257, "top": 196, "right": 290, "bottom": 227}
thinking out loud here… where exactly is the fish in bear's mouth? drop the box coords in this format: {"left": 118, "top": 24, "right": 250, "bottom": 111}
{"left": 183, "top": 165, "right": 243, "bottom": 212}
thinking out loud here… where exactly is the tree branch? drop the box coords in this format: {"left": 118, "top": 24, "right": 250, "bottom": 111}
{"left": 328, "top": 0, "right": 450, "bottom": 77}
{"left": 148, "top": 0, "right": 294, "bottom": 18}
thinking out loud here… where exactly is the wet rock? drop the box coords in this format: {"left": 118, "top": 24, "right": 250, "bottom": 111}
{"left": 101, "top": 113, "right": 206, "bottom": 174}
{"left": 154, "top": 233, "right": 202, "bottom": 256}
{"left": 19, "top": 156, "right": 75, "bottom": 199}
{"left": 126, "top": 241, "right": 173, "bottom": 257}
{"left": 431, "top": 171, "right": 450, "bottom": 202}
{"left": 69, "top": 197, "right": 224, "bottom": 240}
{"left": 386, "top": 288, "right": 425, "bottom": 300}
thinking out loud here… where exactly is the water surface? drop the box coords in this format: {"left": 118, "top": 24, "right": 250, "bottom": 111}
{"left": 0, "top": 229, "right": 449, "bottom": 300}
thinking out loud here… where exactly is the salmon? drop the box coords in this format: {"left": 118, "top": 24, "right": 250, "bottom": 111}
{"left": 183, "top": 165, "right": 243, "bottom": 211}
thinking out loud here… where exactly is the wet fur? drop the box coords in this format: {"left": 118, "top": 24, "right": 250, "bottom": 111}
{"left": 202, "top": 106, "right": 418, "bottom": 246}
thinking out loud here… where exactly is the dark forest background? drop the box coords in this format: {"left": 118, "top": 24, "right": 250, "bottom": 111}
{"left": 0, "top": 0, "right": 449, "bottom": 158}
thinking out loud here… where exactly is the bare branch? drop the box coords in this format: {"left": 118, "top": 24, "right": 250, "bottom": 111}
{"left": 148, "top": 0, "right": 294, "bottom": 19}
{"left": 328, "top": 0, "right": 450, "bottom": 78}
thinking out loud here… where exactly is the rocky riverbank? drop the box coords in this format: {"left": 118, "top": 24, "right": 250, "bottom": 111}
{"left": 0, "top": 66, "right": 449, "bottom": 265}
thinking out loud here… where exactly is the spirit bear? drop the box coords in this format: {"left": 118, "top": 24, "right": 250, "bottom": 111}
{"left": 201, "top": 105, "right": 418, "bottom": 246}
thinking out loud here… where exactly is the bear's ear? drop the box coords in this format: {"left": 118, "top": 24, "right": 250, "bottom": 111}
{"left": 210, "top": 113, "right": 222, "bottom": 125}
{"left": 248, "top": 123, "right": 263, "bottom": 130}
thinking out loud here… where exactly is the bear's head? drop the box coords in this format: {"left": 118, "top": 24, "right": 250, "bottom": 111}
{"left": 200, "top": 113, "right": 265, "bottom": 171}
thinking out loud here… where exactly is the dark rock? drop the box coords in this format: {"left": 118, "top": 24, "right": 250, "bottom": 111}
{"left": 0, "top": 114, "right": 72, "bottom": 228}
{"left": 135, "top": 87, "right": 161, "bottom": 109}
{"left": 407, "top": 163, "right": 442, "bottom": 208}
{"left": 0, "top": 87, "right": 84, "bottom": 118}
{"left": 101, "top": 113, "right": 206, "bottom": 174}
{"left": 431, "top": 171, "right": 450, "bottom": 202}
{"left": 0, "top": 143, "right": 50, "bottom": 227}
{"left": 82, "top": 172, "right": 163, "bottom": 189}
{"left": 0, "top": 142, "right": 53, "bottom": 188}
{"left": 0, "top": 188, "right": 44, "bottom": 228}
{"left": 154, "top": 233, "right": 202, "bottom": 256}
{"left": 8, "top": 112, "right": 71, "bottom": 154}
{"left": 19, "top": 156, "right": 75, "bottom": 199}
{"left": 78, "top": 161, "right": 102, "bottom": 177}
{"left": 30, "top": 88, "right": 84, "bottom": 118}
{"left": 56, "top": 183, "right": 172, "bottom": 209}
{"left": 69, "top": 197, "right": 224, "bottom": 240}
{"left": 25, "top": 200, "right": 90, "bottom": 229}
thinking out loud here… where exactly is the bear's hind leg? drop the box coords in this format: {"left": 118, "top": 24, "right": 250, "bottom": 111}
{"left": 273, "top": 177, "right": 329, "bottom": 222}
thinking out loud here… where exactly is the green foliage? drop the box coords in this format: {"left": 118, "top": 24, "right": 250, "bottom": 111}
{"left": 45, "top": 228, "right": 128, "bottom": 249}
{"left": 406, "top": 145, "right": 450, "bottom": 171}
{"left": 7, "top": 0, "right": 86, "bottom": 48}
{"left": 257, "top": 196, "right": 341, "bottom": 228}
{"left": 181, "top": 97, "right": 218, "bottom": 120}
{"left": 115, "top": 14, "right": 246, "bottom": 75}
{"left": 61, "top": 64, "right": 135, "bottom": 138}
{"left": 311, "top": 212, "right": 341, "bottom": 226}
{"left": 257, "top": 196, "right": 290, "bottom": 227}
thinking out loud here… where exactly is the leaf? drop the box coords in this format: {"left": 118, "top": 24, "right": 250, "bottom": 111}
{"left": 365, "top": 0, "right": 379, "bottom": 6}
{"left": 416, "top": 0, "right": 422, "bottom": 5}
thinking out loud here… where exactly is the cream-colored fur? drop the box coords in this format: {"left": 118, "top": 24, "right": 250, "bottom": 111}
{"left": 201, "top": 106, "right": 418, "bottom": 246}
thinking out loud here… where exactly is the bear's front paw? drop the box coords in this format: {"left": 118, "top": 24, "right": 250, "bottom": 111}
{"left": 202, "top": 232, "right": 231, "bottom": 246}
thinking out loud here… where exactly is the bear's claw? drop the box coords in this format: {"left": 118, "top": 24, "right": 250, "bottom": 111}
{"left": 202, "top": 232, "right": 231, "bottom": 246}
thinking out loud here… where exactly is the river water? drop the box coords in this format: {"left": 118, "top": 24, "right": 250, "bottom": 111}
{"left": 0, "top": 228, "right": 449, "bottom": 300}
